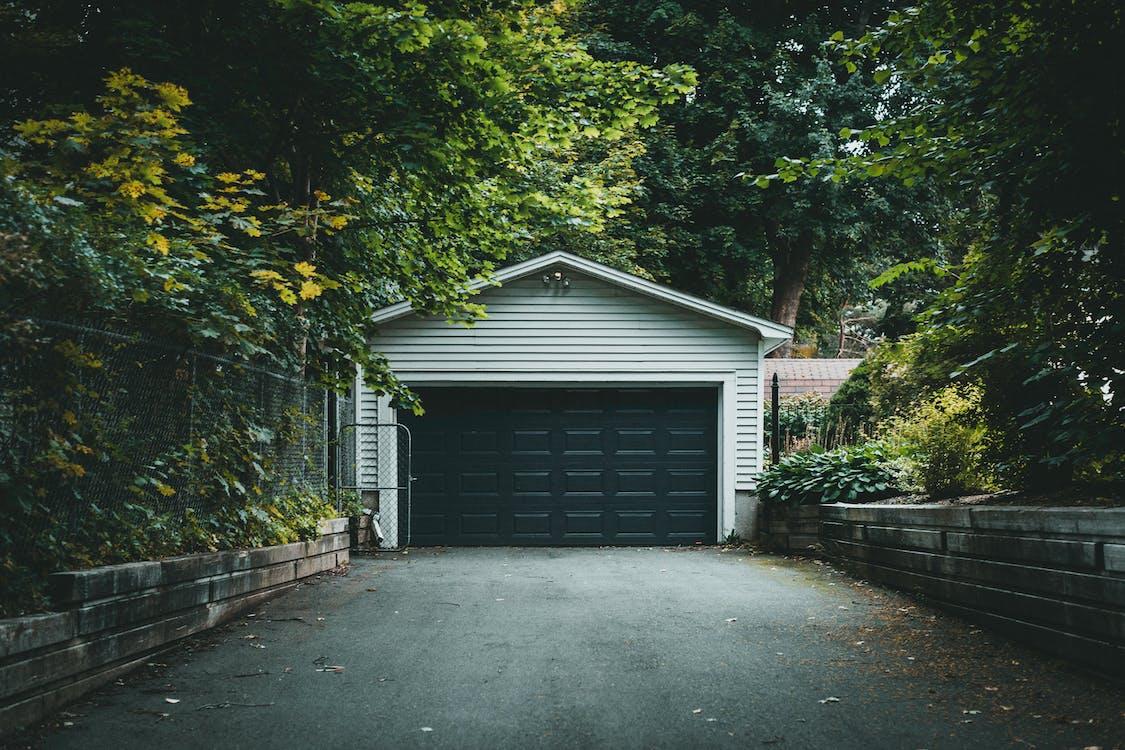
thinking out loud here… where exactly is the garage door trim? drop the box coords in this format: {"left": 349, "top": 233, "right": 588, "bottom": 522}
{"left": 385, "top": 371, "right": 738, "bottom": 543}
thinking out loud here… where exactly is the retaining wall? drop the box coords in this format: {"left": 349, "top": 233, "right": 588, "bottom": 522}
{"left": 818, "top": 504, "right": 1125, "bottom": 675}
{"left": 0, "top": 518, "right": 349, "bottom": 735}
{"left": 759, "top": 504, "right": 820, "bottom": 553}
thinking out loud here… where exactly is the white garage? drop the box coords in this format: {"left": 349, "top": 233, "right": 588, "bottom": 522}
{"left": 354, "top": 251, "right": 791, "bottom": 547}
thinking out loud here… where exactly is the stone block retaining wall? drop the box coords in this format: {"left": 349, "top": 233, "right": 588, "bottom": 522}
{"left": 759, "top": 504, "right": 819, "bottom": 553}
{"left": 818, "top": 504, "right": 1125, "bottom": 675}
{"left": 0, "top": 518, "right": 349, "bottom": 735}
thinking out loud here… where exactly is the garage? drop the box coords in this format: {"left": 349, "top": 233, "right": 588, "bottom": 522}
{"left": 358, "top": 251, "right": 792, "bottom": 547}
{"left": 402, "top": 386, "right": 718, "bottom": 545}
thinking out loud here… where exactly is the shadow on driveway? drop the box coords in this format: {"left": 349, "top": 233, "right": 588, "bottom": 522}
{"left": 11, "top": 547, "right": 1125, "bottom": 749}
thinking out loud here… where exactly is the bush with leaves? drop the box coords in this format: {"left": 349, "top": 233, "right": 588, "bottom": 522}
{"left": 886, "top": 385, "right": 996, "bottom": 499}
{"left": 755, "top": 0, "right": 1124, "bottom": 491}
{"left": 758, "top": 441, "right": 907, "bottom": 506}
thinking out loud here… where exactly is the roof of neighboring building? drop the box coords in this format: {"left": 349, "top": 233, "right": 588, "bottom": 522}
{"left": 765, "top": 358, "right": 863, "bottom": 398}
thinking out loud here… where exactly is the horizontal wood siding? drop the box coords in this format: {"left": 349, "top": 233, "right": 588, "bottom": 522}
{"left": 365, "top": 271, "right": 762, "bottom": 488}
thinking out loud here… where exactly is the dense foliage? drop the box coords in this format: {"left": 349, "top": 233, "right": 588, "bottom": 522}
{"left": 0, "top": 1, "right": 693, "bottom": 613}
{"left": 761, "top": 1, "right": 1123, "bottom": 490}
{"left": 542, "top": 0, "right": 952, "bottom": 353}
{"left": 2, "top": 1, "right": 694, "bottom": 399}
{"left": 758, "top": 441, "right": 905, "bottom": 506}
{"left": 885, "top": 386, "right": 995, "bottom": 499}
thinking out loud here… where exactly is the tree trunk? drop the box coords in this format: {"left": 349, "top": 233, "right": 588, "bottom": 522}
{"left": 769, "top": 243, "right": 813, "bottom": 358}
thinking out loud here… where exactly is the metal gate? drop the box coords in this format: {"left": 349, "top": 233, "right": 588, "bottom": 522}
{"left": 335, "top": 423, "right": 412, "bottom": 549}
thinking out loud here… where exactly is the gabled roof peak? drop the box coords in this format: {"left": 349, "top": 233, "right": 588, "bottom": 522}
{"left": 372, "top": 250, "right": 793, "bottom": 352}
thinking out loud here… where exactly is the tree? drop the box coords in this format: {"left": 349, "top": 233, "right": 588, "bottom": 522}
{"left": 764, "top": 1, "right": 1123, "bottom": 487}
{"left": 566, "top": 0, "right": 947, "bottom": 355}
{"left": 0, "top": 2, "right": 696, "bottom": 610}
{"left": 1, "top": 0, "right": 694, "bottom": 397}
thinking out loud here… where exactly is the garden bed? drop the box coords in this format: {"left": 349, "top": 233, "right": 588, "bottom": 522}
{"left": 868, "top": 491, "right": 1122, "bottom": 508}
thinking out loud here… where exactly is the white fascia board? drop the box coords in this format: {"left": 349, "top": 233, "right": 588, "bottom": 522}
{"left": 371, "top": 250, "right": 794, "bottom": 349}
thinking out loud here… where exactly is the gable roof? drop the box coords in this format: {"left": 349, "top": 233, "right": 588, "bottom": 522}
{"left": 371, "top": 250, "right": 794, "bottom": 353}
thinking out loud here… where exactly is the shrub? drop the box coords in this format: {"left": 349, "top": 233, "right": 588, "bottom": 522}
{"left": 775, "top": 393, "right": 830, "bottom": 453}
{"left": 887, "top": 385, "right": 997, "bottom": 498}
{"left": 758, "top": 441, "right": 906, "bottom": 506}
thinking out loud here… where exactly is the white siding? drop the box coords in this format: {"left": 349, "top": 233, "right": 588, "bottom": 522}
{"left": 362, "top": 270, "right": 762, "bottom": 489}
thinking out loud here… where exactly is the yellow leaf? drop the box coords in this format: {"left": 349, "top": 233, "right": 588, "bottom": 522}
{"left": 294, "top": 261, "right": 317, "bottom": 277}
{"left": 146, "top": 232, "right": 170, "bottom": 255}
{"left": 118, "top": 181, "right": 146, "bottom": 199}
{"left": 299, "top": 280, "right": 323, "bottom": 300}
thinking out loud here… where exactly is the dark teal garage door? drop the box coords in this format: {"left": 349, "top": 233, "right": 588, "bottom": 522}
{"left": 400, "top": 387, "right": 717, "bottom": 546}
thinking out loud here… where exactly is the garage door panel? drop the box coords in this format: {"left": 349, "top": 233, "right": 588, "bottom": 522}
{"left": 512, "top": 512, "right": 551, "bottom": 536}
{"left": 460, "top": 513, "right": 500, "bottom": 536}
{"left": 615, "top": 469, "right": 656, "bottom": 495}
{"left": 614, "top": 428, "right": 657, "bottom": 455}
{"left": 458, "top": 472, "right": 500, "bottom": 495}
{"left": 512, "top": 470, "right": 552, "bottom": 495}
{"left": 512, "top": 429, "right": 551, "bottom": 454}
{"left": 563, "top": 469, "right": 606, "bottom": 494}
{"left": 460, "top": 430, "right": 499, "bottom": 453}
{"left": 401, "top": 387, "right": 717, "bottom": 545}
{"left": 563, "top": 428, "right": 604, "bottom": 454}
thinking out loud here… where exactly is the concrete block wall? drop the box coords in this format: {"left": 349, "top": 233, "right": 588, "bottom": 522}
{"left": 759, "top": 504, "right": 820, "bottom": 553}
{"left": 0, "top": 518, "right": 349, "bottom": 735}
{"left": 819, "top": 504, "right": 1125, "bottom": 675}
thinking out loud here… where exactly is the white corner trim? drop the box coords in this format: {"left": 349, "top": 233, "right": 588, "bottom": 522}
{"left": 371, "top": 250, "right": 793, "bottom": 350}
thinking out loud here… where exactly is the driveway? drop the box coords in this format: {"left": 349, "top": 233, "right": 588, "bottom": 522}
{"left": 18, "top": 548, "right": 1125, "bottom": 749}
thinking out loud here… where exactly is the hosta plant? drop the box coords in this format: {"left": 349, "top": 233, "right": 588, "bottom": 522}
{"left": 758, "top": 441, "right": 906, "bottom": 506}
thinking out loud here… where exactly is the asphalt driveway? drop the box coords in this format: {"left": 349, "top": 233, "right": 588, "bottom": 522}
{"left": 16, "top": 547, "right": 1125, "bottom": 749}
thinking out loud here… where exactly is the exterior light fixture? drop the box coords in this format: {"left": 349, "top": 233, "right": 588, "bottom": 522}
{"left": 541, "top": 269, "right": 570, "bottom": 288}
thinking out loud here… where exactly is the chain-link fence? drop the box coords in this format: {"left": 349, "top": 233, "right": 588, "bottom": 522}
{"left": 0, "top": 319, "right": 328, "bottom": 540}
{"left": 336, "top": 423, "right": 411, "bottom": 549}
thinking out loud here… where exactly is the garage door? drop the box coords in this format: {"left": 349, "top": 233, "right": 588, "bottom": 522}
{"left": 400, "top": 387, "right": 718, "bottom": 546}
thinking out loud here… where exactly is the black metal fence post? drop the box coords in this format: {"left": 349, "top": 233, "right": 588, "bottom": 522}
{"left": 771, "top": 372, "right": 780, "bottom": 465}
{"left": 326, "top": 390, "right": 338, "bottom": 503}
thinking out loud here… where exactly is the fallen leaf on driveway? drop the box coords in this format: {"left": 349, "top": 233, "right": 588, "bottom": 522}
{"left": 818, "top": 697, "right": 840, "bottom": 704}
